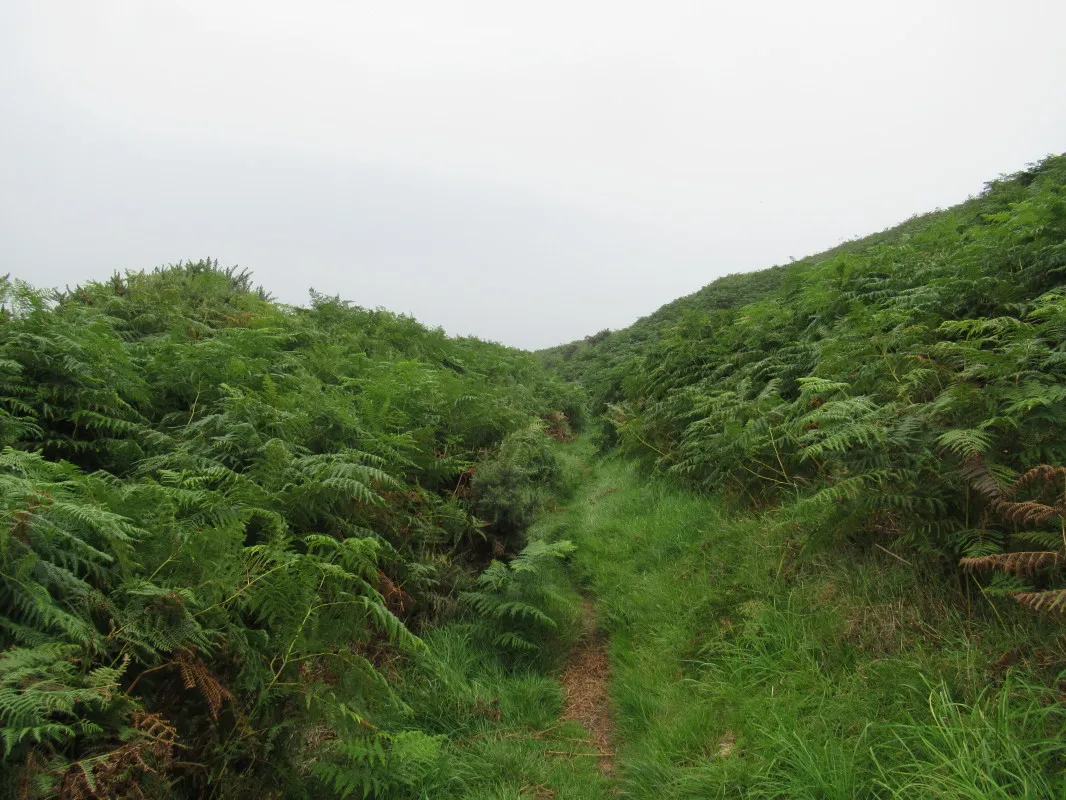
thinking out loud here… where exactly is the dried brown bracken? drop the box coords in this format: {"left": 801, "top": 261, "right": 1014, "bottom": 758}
{"left": 377, "top": 570, "right": 412, "bottom": 615}
{"left": 997, "top": 500, "right": 1063, "bottom": 526}
{"left": 175, "top": 649, "right": 231, "bottom": 720}
{"left": 544, "top": 411, "right": 575, "bottom": 442}
{"left": 57, "top": 712, "right": 177, "bottom": 800}
{"left": 1013, "top": 590, "right": 1066, "bottom": 615}
{"left": 960, "top": 461, "right": 1066, "bottom": 617}
{"left": 1004, "top": 465, "right": 1066, "bottom": 500}
{"left": 960, "top": 551, "right": 1066, "bottom": 577}
{"left": 996, "top": 465, "right": 1066, "bottom": 525}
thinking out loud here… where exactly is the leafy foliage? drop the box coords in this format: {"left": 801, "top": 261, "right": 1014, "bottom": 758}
{"left": 462, "top": 539, "right": 577, "bottom": 651}
{"left": 472, "top": 422, "right": 572, "bottom": 538}
{"left": 546, "top": 154, "right": 1066, "bottom": 565}
{"left": 0, "top": 261, "right": 580, "bottom": 797}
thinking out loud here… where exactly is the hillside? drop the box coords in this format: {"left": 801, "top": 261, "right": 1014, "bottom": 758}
{"left": 541, "top": 156, "right": 1066, "bottom": 418}
{"left": 525, "top": 152, "right": 1066, "bottom": 797}
{"left": 537, "top": 443, "right": 1066, "bottom": 798}
{"left": 543, "top": 155, "right": 1066, "bottom": 546}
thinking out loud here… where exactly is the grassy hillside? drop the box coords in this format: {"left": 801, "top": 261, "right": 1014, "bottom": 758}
{"left": 533, "top": 153, "right": 1066, "bottom": 796}
{"left": 542, "top": 156, "right": 1065, "bottom": 423}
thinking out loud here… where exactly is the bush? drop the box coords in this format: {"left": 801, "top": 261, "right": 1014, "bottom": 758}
{"left": 473, "top": 423, "right": 565, "bottom": 538}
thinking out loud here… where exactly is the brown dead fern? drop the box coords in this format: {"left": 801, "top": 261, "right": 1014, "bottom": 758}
{"left": 998, "top": 465, "right": 1066, "bottom": 534}
{"left": 175, "top": 649, "right": 231, "bottom": 720}
{"left": 57, "top": 712, "right": 177, "bottom": 800}
{"left": 1012, "top": 590, "right": 1066, "bottom": 615}
{"left": 1004, "top": 465, "right": 1066, "bottom": 499}
{"left": 377, "top": 570, "right": 412, "bottom": 615}
{"left": 997, "top": 500, "right": 1063, "bottom": 527}
{"left": 960, "top": 551, "right": 1066, "bottom": 577}
{"left": 544, "top": 411, "right": 574, "bottom": 442}
{"left": 961, "top": 461, "right": 1066, "bottom": 616}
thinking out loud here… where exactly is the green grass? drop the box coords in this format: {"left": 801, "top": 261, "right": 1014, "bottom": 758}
{"left": 549, "top": 444, "right": 1066, "bottom": 799}
{"left": 392, "top": 624, "right": 611, "bottom": 799}
{"left": 380, "top": 485, "right": 611, "bottom": 800}
{"left": 376, "top": 440, "right": 1066, "bottom": 799}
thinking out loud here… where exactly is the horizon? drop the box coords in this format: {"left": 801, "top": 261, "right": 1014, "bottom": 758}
{"left": 3, "top": 1, "right": 1065, "bottom": 349}
{"left": 9, "top": 155, "right": 1053, "bottom": 353}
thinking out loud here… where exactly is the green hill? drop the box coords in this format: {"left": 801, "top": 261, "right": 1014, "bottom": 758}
{"left": 543, "top": 154, "right": 1066, "bottom": 560}
{"left": 542, "top": 156, "right": 1065, "bottom": 427}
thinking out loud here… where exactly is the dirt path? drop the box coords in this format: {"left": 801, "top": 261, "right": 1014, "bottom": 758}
{"left": 558, "top": 599, "right": 615, "bottom": 776}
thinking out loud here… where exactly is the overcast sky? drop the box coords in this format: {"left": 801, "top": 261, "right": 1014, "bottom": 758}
{"left": 2, "top": 1, "right": 1064, "bottom": 349}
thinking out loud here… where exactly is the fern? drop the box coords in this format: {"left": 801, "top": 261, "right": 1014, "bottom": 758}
{"left": 1012, "top": 590, "right": 1066, "bottom": 614}
{"left": 961, "top": 551, "right": 1066, "bottom": 576}
{"left": 461, "top": 539, "right": 576, "bottom": 651}
{"left": 1, "top": 261, "right": 582, "bottom": 797}
{"left": 311, "top": 730, "right": 443, "bottom": 798}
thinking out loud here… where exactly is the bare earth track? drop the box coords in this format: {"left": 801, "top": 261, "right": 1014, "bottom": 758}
{"left": 558, "top": 599, "right": 615, "bottom": 776}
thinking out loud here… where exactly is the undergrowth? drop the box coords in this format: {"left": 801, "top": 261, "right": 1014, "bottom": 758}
{"left": 556, "top": 445, "right": 1066, "bottom": 799}
{"left": 0, "top": 263, "right": 592, "bottom": 798}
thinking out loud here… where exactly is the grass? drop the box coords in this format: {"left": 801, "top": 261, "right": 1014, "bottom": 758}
{"left": 373, "top": 440, "right": 1066, "bottom": 798}
{"left": 380, "top": 455, "right": 612, "bottom": 799}
{"left": 548, "top": 442, "right": 1066, "bottom": 799}
{"left": 394, "top": 624, "right": 611, "bottom": 799}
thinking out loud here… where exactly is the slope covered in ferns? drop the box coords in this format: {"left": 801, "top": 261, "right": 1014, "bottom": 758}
{"left": 0, "top": 263, "right": 587, "bottom": 798}
{"left": 6, "top": 150, "right": 1066, "bottom": 799}
{"left": 544, "top": 153, "right": 1066, "bottom": 576}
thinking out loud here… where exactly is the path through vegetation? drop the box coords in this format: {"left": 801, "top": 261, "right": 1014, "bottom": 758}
{"left": 538, "top": 444, "right": 1066, "bottom": 799}
{"left": 559, "top": 599, "right": 615, "bottom": 776}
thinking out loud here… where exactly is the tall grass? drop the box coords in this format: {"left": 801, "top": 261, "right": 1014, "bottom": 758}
{"left": 391, "top": 625, "right": 610, "bottom": 798}
{"left": 380, "top": 466, "right": 610, "bottom": 799}
{"left": 554, "top": 446, "right": 1066, "bottom": 799}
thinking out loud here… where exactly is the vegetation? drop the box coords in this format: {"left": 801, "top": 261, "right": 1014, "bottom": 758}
{"left": 553, "top": 446, "right": 1066, "bottom": 799}
{"left": 543, "top": 154, "right": 1066, "bottom": 577}
{"left": 536, "top": 153, "right": 1066, "bottom": 795}
{"left": 0, "top": 262, "right": 590, "bottom": 798}
{"left": 7, "top": 151, "right": 1066, "bottom": 797}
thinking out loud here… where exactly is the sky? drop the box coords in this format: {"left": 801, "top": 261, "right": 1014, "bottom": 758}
{"left": 2, "top": 1, "right": 1064, "bottom": 349}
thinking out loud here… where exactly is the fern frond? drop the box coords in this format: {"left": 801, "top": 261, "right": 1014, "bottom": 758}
{"left": 175, "top": 649, "right": 231, "bottom": 720}
{"left": 961, "top": 551, "right": 1066, "bottom": 577}
{"left": 937, "top": 428, "right": 993, "bottom": 458}
{"left": 997, "top": 500, "right": 1061, "bottom": 526}
{"left": 1012, "top": 589, "right": 1066, "bottom": 614}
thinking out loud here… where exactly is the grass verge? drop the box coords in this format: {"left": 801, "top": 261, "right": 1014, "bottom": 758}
{"left": 553, "top": 444, "right": 1066, "bottom": 799}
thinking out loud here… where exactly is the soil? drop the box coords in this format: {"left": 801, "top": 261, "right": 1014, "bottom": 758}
{"left": 558, "top": 599, "right": 615, "bottom": 776}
